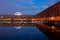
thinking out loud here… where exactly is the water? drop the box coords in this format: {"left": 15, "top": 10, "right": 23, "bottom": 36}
{"left": 0, "top": 26, "right": 50, "bottom": 40}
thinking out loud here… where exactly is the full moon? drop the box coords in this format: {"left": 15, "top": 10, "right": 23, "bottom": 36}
{"left": 14, "top": 12, "right": 22, "bottom": 15}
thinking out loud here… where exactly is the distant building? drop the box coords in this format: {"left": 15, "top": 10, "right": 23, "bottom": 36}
{"left": 36, "top": 1, "right": 60, "bottom": 18}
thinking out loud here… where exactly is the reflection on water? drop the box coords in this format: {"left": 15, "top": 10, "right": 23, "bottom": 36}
{"left": 15, "top": 26, "right": 22, "bottom": 29}
{"left": 0, "top": 26, "right": 50, "bottom": 40}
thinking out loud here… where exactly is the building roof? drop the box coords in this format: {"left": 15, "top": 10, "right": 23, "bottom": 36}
{"left": 36, "top": 1, "right": 60, "bottom": 18}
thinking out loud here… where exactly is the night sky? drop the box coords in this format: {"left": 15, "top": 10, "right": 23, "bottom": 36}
{"left": 0, "top": 0, "right": 59, "bottom": 15}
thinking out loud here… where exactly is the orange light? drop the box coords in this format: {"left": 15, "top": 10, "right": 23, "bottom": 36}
{"left": 52, "top": 26, "right": 56, "bottom": 32}
{"left": 51, "top": 16, "right": 54, "bottom": 20}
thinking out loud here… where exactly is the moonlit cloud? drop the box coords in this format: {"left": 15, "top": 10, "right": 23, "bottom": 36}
{"left": 41, "top": 5, "right": 48, "bottom": 8}
{"left": 20, "top": 6, "right": 38, "bottom": 11}
{"left": 21, "top": 0, "right": 34, "bottom": 4}
{"left": 49, "top": 0, "right": 56, "bottom": 1}
{"left": 12, "top": 0, "right": 34, "bottom": 4}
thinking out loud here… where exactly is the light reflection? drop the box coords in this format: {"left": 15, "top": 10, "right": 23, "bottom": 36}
{"left": 52, "top": 26, "right": 56, "bottom": 32}
{"left": 15, "top": 26, "right": 22, "bottom": 29}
